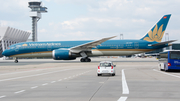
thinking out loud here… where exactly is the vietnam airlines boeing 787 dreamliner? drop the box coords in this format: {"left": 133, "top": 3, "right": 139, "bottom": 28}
{"left": 2, "top": 14, "right": 176, "bottom": 63}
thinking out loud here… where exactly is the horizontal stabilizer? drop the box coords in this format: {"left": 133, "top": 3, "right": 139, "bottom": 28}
{"left": 151, "top": 40, "right": 177, "bottom": 46}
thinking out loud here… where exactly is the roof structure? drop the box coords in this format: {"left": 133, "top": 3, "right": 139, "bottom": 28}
{"left": 0, "top": 26, "right": 31, "bottom": 57}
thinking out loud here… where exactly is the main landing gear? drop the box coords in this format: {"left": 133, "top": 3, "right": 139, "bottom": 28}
{"left": 80, "top": 52, "right": 91, "bottom": 62}
{"left": 80, "top": 57, "right": 91, "bottom": 62}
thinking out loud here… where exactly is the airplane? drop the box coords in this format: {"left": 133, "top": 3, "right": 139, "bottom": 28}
{"left": 2, "top": 14, "right": 176, "bottom": 63}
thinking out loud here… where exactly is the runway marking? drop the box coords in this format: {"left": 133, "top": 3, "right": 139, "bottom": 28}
{"left": 122, "top": 69, "right": 129, "bottom": 94}
{"left": 14, "top": 90, "right": 25, "bottom": 94}
{"left": 0, "top": 67, "right": 59, "bottom": 76}
{"left": 0, "top": 70, "right": 92, "bottom": 99}
{"left": 0, "top": 69, "right": 74, "bottom": 82}
{"left": 117, "top": 96, "right": 128, "bottom": 101}
{"left": 64, "top": 78, "right": 67, "bottom": 80}
{"left": 0, "top": 70, "right": 42, "bottom": 76}
{"left": 51, "top": 81, "right": 56, "bottom": 83}
{"left": 31, "top": 86, "right": 38, "bottom": 89}
{"left": 42, "top": 83, "right": 48, "bottom": 86}
{"left": 153, "top": 69, "right": 180, "bottom": 78}
{"left": 0, "top": 95, "right": 6, "bottom": 99}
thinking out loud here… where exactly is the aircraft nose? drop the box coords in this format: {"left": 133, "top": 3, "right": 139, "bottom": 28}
{"left": 2, "top": 50, "right": 8, "bottom": 56}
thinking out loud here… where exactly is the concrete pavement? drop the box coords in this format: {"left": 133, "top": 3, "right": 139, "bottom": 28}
{"left": 0, "top": 58, "right": 180, "bottom": 101}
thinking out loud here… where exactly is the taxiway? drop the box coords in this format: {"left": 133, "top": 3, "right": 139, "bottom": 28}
{"left": 0, "top": 58, "right": 180, "bottom": 101}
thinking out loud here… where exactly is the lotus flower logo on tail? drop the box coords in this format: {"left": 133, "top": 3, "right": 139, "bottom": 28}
{"left": 140, "top": 14, "right": 171, "bottom": 42}
{"left": 143, "top": 24, "right": 165, "bottom": 42}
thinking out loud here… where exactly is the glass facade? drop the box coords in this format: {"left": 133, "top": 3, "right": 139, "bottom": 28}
{"left": 172, "top": 44, "right": 180, "bottom": 50}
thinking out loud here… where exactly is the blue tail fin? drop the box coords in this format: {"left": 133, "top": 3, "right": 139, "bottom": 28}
{"left": 140, "top": 14, "right": 171, "bottom": 42}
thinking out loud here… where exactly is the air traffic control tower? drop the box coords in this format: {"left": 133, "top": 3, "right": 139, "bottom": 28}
{"left": 28, "top": 1, "right": 47, "bottom": 42}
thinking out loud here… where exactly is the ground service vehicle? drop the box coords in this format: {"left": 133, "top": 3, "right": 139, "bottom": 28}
{"left": 158, "top": 50, "right": 180, "bottom": 71}
{"left": 97, "top": 61, "right": 116, "bottom": 76}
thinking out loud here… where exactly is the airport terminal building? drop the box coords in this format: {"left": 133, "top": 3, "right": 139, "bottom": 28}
{"left": 0, "top": 26, "right": 30, "bottom": 57}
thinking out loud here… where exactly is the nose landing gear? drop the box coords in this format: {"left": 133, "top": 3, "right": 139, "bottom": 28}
{"left": 14, "top": 57, "right": 18, "bottom": 63}
{"left": 15, "top": 59, "right": 18, "bottom": 63}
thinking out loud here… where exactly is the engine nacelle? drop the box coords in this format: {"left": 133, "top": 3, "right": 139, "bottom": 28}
{"left": 52, "top": 49, "right": 76, "bottom": 60}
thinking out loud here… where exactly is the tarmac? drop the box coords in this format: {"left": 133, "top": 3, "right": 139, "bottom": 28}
{"left": 0, "top": 58, "right": 180, "bottom": 101}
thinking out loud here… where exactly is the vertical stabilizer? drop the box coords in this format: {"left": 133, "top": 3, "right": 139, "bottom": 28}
{"left": 140, "top": 14, "right": 171, "bottom": 42}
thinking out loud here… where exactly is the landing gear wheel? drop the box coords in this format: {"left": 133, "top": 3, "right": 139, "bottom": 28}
{"left": 80, "top": 58, "right": 85, "bottom": 62}
{"left": 15, "top": 60, "right": 18, "bottom": 63}
{"left": 88, "top": 58, "right": 91, "bottom": 62}
{"left": 85, "top": 58, "right": 88, "bottom": 62}
{"left": 97, "top": 74, "right": 101, "bottom": 76}
{"left": 85, "top": 58, "right": 91, "bottom": 62}
{"left": 80, "top": 58, "right": 91, "bottom": 62}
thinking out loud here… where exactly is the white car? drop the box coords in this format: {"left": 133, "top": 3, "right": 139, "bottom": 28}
{"left": 97, "top": 61, "right": 116, "bottom": 76}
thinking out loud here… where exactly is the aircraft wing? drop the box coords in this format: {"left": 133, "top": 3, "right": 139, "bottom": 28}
{"left": 151, "top": 40, "right": 177, "bottom": 46}
{"left": 70, "top": 36, "right": 116, "bottom": 53}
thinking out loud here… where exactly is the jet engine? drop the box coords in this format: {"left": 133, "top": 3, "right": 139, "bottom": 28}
{"left": 52, "top": 49, "right": 76, "bottom": 60}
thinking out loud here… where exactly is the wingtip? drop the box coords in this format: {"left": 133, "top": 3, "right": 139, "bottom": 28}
{"left": 109, "top": 36, "right": 117, "bottom": 39}
{"left": 103, "top": 36, "right": 117, "bottom": 40}
{"left": 106, "top": 36, "right": 116, "bottom": 39}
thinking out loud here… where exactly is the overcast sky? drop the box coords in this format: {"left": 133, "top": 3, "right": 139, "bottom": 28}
{"left": 0, "top": 0, "right": 180, "bottom": 42}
